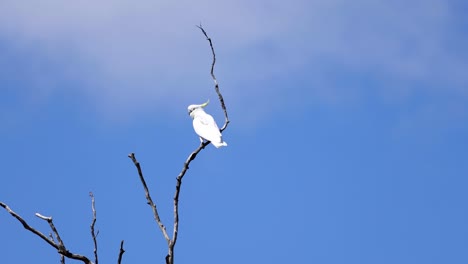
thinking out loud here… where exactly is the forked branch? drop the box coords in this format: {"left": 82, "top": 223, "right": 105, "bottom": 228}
{"left": 0, "top": 202, "right": 94, "bottom": 264}
{"left": 128, "top": 26, "right": 229, "bottom": 264}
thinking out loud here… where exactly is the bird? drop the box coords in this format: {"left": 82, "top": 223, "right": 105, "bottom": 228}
{"left": 187, "top": 100, "right": 227, "bottom": 148}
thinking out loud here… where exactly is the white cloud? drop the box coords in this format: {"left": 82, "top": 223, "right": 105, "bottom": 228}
{"left": 0, "top": 0, "right": 467, "bottom": 119}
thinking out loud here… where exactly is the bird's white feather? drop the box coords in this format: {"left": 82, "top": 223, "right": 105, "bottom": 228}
{"left": 189, "top": 107, "right": 227, "bottom": 148}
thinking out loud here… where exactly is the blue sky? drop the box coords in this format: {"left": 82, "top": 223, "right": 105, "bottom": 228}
{"left": 1, "top": 1, "right": 467, "bottom": 263}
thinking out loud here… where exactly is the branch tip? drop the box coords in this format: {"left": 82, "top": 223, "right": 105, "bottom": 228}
{"left": 89, "top": 192, "right": 98, "bottom": 264}
{"left": 35, "top": 213, "right": 52, "bottom": 221}
{"left": 117, "top": 240, "right": 125, "bottom": 264}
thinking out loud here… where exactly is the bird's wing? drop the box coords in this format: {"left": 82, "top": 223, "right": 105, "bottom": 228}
{"left": 193, "top": 113, "right": 222, "bottom": 142}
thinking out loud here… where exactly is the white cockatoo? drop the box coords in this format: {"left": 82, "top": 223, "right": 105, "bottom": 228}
{"left": 187, "top": 100, "right": 227, "bottom": 148}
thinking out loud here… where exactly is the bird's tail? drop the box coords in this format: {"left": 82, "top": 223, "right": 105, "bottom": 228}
{"left": 212, "top": 141, "right": 228, "bottom": 148}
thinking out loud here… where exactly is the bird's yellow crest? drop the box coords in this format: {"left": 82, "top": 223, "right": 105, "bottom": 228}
{"left": 200, "top": 99, "right": 210, "bottom": 107}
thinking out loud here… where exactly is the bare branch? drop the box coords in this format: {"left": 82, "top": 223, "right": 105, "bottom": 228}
{"left": 35, "top": 213, "right": 52, "bottom": 221}
{"left": 169, "top": 141, "right": 209, "bottom": 255}
{"left": 196, "top": 24, "right": 230, "bottom": 131}
{"left": 117, "top": 240, "right": 125, "bottom": 264}
{"left": 1, "top": 202, "right": 57, "bottom": 249}
{"left": 128, "top": 26, "right": 229, "bottom": 264}
{"left": 1, "top": 202, "right": 94, "bottom": 264}
{"left": 36, "top": 211, "right": 94, "bottom": 263}
{"left": 36, "top": 214, "right": 65, "bottom": 251}
{"left": 127, "top": 153, "right": 171, "bottom": 243}
{"left": 89, "top": 192, "right": 99, "bottom": 264}
{"left": 167, "top": 26, "right": 230, "bottom": 264}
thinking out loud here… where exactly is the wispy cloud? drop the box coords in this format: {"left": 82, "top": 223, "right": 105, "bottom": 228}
{"left": 0, "top": 0, "right": 466, "bottom": 119}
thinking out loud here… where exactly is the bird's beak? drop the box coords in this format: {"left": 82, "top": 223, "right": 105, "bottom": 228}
{"left": 200, "top": 99, "right": 209, "bottom": 108}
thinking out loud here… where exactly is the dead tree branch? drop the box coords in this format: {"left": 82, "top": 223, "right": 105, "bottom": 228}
{"left": 128, "top": 153, "right": 171, "bottom": 244}
{"left": 169, "top": 140, "right": 209, "bottom": 263}
{"left": 196, "top": 24, "right": 230, "bottom": 131}
{"left": 169, "top": 25, "right": 230, "bottom": 264}
{"left": 117, "top": 240, "right": 125, "bottom": 264}
{"left": 89, "top": 192, "right": 99, "bottom": 264}
{"left": 128, "top": 26, "right": 229, "bottom": 264}
{"left": 0, "top": 202, "right": 94, "bottom": 264}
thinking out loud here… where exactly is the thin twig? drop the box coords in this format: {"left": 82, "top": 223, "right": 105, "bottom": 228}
{"left": 127, "top": 153, "right": 171, "bottom": 243}
{"left": 196, "top": 24, "right": 230, "bottom": 131}
{"left": 117, "top": 240, "right": 125, "bottom": 264}
{"left": 89, "top": 192, "right": 99, "bottom": 264}
{"left": 0, "top": 202, "right": 93, "bottom": 264}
